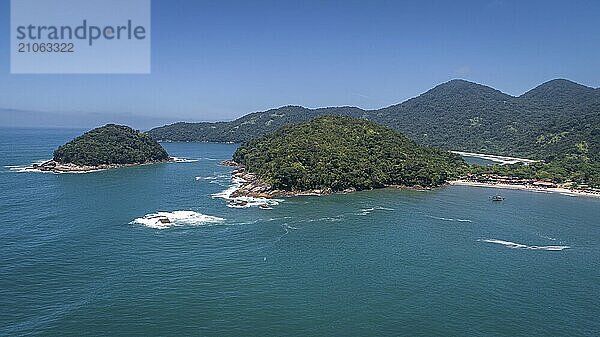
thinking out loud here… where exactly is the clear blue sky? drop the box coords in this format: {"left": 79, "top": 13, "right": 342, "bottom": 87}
{"left": 1, "top": 0, "right": 599, "bottom": 127}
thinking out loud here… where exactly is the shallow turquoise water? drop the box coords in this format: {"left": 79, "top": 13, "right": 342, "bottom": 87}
{"left": 1, "top": 128, "right": 599, "bottom": 336}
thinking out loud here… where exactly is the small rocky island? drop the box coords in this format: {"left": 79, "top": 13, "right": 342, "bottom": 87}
{"left": 33, "top": 124, "right": 172, "bottom": 173}
{"left": 227, "top": 116, "right": 465, "bottom": 198}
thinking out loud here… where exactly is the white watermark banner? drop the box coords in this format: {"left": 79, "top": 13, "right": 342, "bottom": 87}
{"left": 11, "top": 0, "right": 151, "bottom": 74}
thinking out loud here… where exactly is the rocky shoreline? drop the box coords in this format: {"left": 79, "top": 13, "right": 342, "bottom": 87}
{"left": 225, "top": 168, "right": 600, "bottom": 201}
{"left": 222, "top": 160, "right": 433, "bottom": 199}
{"left": 228, "top": 167, "right": 331, "bottom": 199}
{"left": 30, "top": 158, "right": 176, "bottom": 173}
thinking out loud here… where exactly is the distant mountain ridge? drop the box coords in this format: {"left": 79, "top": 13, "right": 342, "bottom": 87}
{"left": 148, "top": 79, "right": 600, "bottom": 163}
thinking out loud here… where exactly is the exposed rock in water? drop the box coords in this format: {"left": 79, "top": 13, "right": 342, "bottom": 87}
{"left": 227, "top": 166, "right": 334, "bottom": 199}
{"left": 29, "top": 158, "right": 174, "bottom": 173}
{"left": 221, "top": 160, "right": 240, "bottom": 167}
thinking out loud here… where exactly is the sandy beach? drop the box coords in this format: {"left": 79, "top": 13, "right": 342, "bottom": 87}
{"left": 450, "top": 180, "right": 600, "bottom": 199}
{"left": 450, "top": 151, "right": 540, "bottom": 165}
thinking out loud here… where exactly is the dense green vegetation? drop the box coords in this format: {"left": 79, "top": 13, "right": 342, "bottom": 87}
{"left": 54, "top": 124, "right": 170, "bottom": 166}
{"left": 468, "top": 159, "right": 600, "bottom": 189}
{"left": 148, "top": 106, "right": 367, "bottom": 143}
{"left": 375, "top": 79, "right": 600, "bottom": 162}
{"left": 148, "top": 79, "right": 599, "bottom": 162}
{"left": 149, "top": 79, "right": 600, "bottom": 188}
{"left": 233, "top": 116, "right": 464, "bottom": 191}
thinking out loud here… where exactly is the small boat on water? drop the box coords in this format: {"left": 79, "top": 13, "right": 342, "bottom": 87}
{"left": 490, "top": 195, "right": 505, "bottom": 202}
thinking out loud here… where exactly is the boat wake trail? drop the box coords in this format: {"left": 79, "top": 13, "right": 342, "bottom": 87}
{"left": 273, "top": 223, "right": 298, "bottom": 244}
{"left": 282, "top": 223, "right": 298, "bottom": 233}
{"left": 306, "top": 216, "right": 344, "bottom": 223}
{"left": 356, "top": 206, "right": 395, "bottom": 215}
{"left": 538, "top": 234, "right": 557, "bottom": 241}
{"left": 427, "top": 215, "right": 473, "bottom": 223}
{"left": 478, "top": 239, "right": 570, "bottom": 251}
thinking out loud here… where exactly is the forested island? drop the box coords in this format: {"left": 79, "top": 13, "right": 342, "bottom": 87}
{"left": 227, "top": 116, "right": 464, "bottom": 197}
{"left": 148, "top": 79, "right": 600, "bottom": 189}
{"left": 34, "top": 124, "right": 172, "bottom": 173}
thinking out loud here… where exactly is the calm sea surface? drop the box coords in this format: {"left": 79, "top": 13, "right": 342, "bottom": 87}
{"left": 1, "top": 127, "right": 599, "bottom": 336}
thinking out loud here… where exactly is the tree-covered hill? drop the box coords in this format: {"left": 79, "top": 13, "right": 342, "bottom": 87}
{"left": 148, "top": 106, "right": 367, "bottom": 143}
{"left": 372, "top": 79, "right": 600, "bottom": 162}
{"left": 148, "top": 78, "right": 600, "bottom": 165}
{"left": 54, "top": 124, "right": 170, "bottom": 166}
{"left": 371, "top": 79, "right": 523, "bottom": 155}
{"left": 520, "top": 79, "right": 598, "bottom": 103}
{"left": 232, "top": 116, "right": 464, "bottom": 191}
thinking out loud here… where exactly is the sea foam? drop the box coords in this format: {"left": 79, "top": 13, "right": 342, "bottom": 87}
{"left": 8, "top": 157, "right": 190, "bottom": 175}
{"left": 427, "top": 215, "right": 473, "bottom": 223}
{"left": 130, "top": 211, "right": 225, "bottom": 229}
{"left": 7, "top": 159, "right": 52, "bottom": 173}
{"left": 171, "top": 157, "right": 199, "bottom": 163}
{"left": 212, "top": 177, "right": 283, "bottom": 209}
{"left": 356, "top": 206, "right": 395, "bottom": 215}
{"left": 7, "top": 164, "right": 104, "bottom": 174}
{"left": 479, "top": 239, "right": 570, "bottom": 251}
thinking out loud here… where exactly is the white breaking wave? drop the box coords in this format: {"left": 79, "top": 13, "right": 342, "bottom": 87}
{"left": 7, "top": 164, "right": 104, "bottom": 174}
{"left": 171, "top": 157, "right": 199, "bottom": 163}
{"left": 225, "top": 196, "right": 282, "bottom": 209}
{"left": 8, "top": 165, "right": 48, "bottom": 173}
{"left": 9, "top": 157, "right": 188, "bottom": 175}
{"left": 196, "top": 174, "right": 229, "bottom": 181}
{"left": 130, "top": 211, "right": 225, "bottom": 229}
{"left": 306, "top": 216, "right": 344, "bottom": 223}
{"left": 427, "top": 215, "right": 473, "bottom": 223}
{"left": 7, "top": 159, "right": 54, "bottom": 173}
{"left": 212, "top": 177, "right": 283, "bottom": 209}
{"left": 266, "top": 217, "right": 293, "bottom": 222}
{"left": 359, "top": 207, "right": 375, "bottom": 215}
{"left": 356, "top": 206, "right": 395, "bottom": 215}
{"left": 212, "top": 177, "right": 243, "bottom": 199}
{"left": 282, "top": 224, "right": 298, "bottom": 231}
{"left": 478, "top": 239, "right": 570, "bottom": 251}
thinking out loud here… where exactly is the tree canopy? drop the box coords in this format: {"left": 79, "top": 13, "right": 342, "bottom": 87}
{"left": 233, "top": 116, "right": 464, "bottom": 191}
{"left": 54, "top": 124, "right": 170, "bottom": 166}
{"left": 150, "top": 79, "right": 600, "bottom": 188}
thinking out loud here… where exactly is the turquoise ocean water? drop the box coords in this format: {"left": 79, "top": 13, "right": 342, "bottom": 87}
{"left": 1, "top": 128, "right": 599, "bottom": 336}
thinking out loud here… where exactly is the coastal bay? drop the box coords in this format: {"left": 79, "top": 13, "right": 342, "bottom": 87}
{"left": 2, "top": 128, "right": 599, "bottom": 336}
{"left": 3, "top": 1, "right": 599, "bottom": 335}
